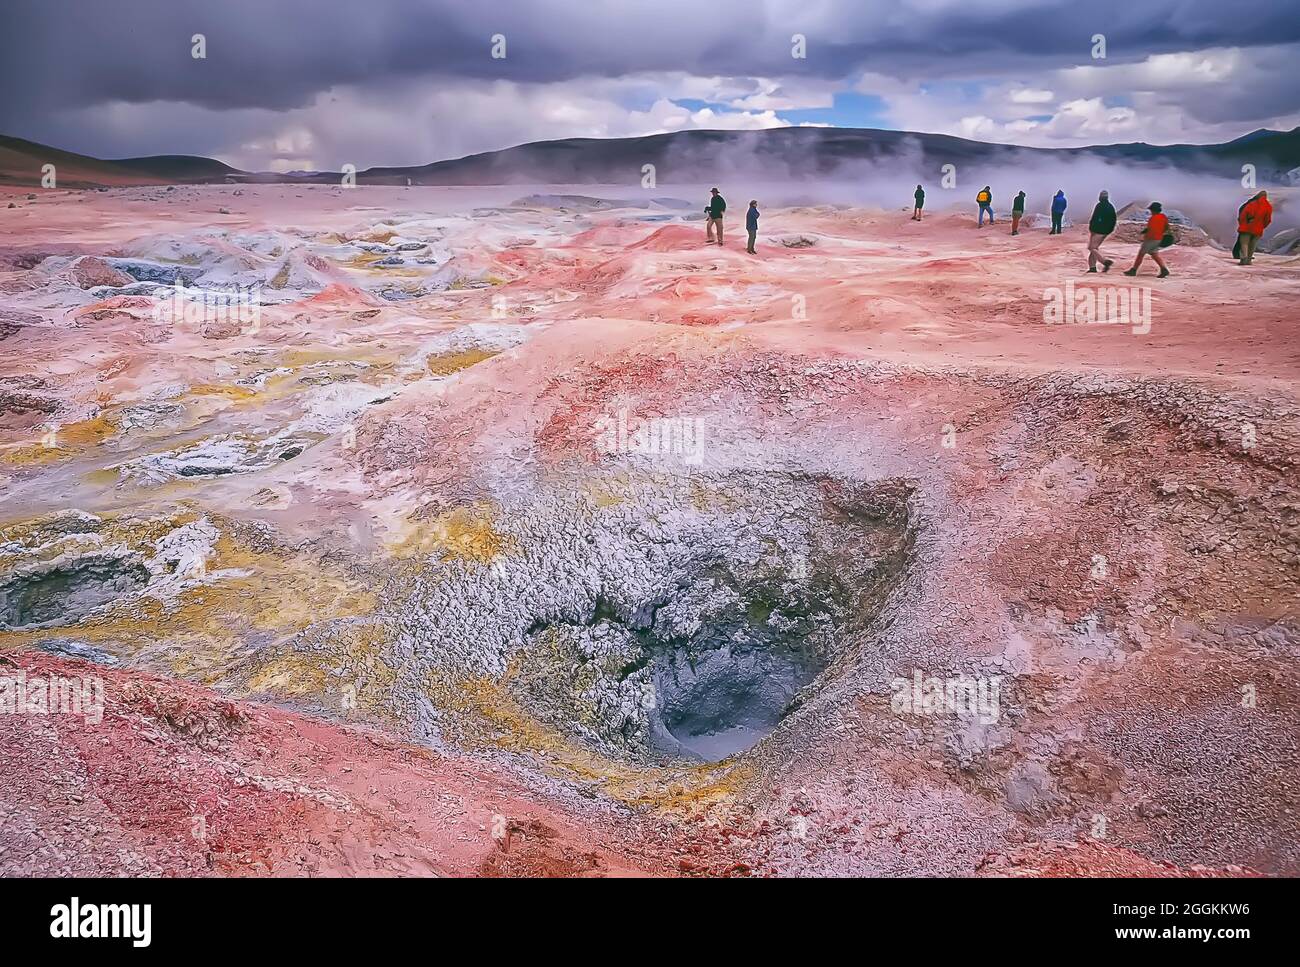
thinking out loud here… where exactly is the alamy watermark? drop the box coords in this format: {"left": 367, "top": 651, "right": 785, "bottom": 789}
{"left": 891, "top": 669, "right": 1002, "bottom": 724}
{"left": 593, "top": 408, "right": 706, "bottom": 466}
{"left": 1042, "top": 280, "right": 1151, "bottom": 335}
{"left": 153, "top": 279, "right": 262, "bottom": 333}
{"left": 0, "top": 671, "right": 105, "bottom": 724}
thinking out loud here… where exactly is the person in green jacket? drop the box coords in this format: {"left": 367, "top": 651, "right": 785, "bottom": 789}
{"left": 1011, "top": 191, "right": 1026, "bottom": 235}
{"left": 1086, "top": 190, "right": 1117, "bottom": 273}
{"left": 705, "top": 188, "right": 727, "bottom": 245}
{"left": 912, "top": 185, "right": 925, "bottom": 221}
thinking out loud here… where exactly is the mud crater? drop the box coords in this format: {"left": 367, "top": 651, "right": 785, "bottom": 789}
{"left": 0, "top": 553, "right": 149, "bottom": 630}
{"left": 495, "top": 474, "right": 918, "bottom": 763}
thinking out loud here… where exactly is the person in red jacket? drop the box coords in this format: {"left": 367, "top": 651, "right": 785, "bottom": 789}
{"left": 1124, "top": 202, "right": 1171, "bottom": 278}
{"left": 1236, "top": 191, "right": 1272, "bottom": 266}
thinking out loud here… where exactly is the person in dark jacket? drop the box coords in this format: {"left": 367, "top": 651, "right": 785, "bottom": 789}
{"left": 1086, "top": 190, "right": 1116, "bottom": 272}
{"left": 705, "top": 188, "right": 726, "bottom": 245}
{"left": 912, "top": 185, "right": 925, "bottom": 221}
{"left": 1011, "top": 191, "right": 1026, "bottom": 235}
{"left": 1231, "top": 196, "right": 1251, "bottom": 259}
{"left": 1050, "top": 190, "right": 1067, "bottom": 234}
{"left": 976, "top": 186, "right": 994, "bottom": 227}
{"left": 746, "top": 200, "right": 760, "bottom": 254}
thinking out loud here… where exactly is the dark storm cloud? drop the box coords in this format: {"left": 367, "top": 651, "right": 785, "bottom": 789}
{"left": 2, "top": 0, "right": 1297, "bottom": 123}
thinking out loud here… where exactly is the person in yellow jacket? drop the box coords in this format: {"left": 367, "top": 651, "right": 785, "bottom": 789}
{"left": 976, "top": 186, "right": 994, "bottom": 227}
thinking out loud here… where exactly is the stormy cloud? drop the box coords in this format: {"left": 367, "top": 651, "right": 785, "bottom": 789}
{"left": 2, "top": 0, "right": 1297, "bottom": 170}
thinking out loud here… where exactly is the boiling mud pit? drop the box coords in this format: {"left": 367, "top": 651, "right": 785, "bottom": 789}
{"left": 0, "top": 512, "right": 225, "bottom": 632}
{"left": 247, "top": 472, "right": 918, "bottom": 766}
{"left": 0, "top": 555, "right": 149, "bottom": 630}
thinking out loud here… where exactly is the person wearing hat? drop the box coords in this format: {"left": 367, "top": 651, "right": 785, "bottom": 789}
{"left": 1124, "top": 202, "right": 1171, "bottom": 278}
{"left": 1086, "top": 190, "right": 1117, "bottom": 273}
{"left": 705, "top": 187, "right": 727, "bottom": 245}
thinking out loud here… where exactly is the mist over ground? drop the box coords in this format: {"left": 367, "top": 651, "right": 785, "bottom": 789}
{"left": 502, "top": 161, "right": 1294, "bottom": 246}
{"left": 709, "top": 157, "right": 1295, "bottom": 243}
{"left": 451, "top": 131, "right": 1300, "bottom": 245}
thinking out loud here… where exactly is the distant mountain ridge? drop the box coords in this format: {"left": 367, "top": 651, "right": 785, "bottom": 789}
{"left": 3, "top": 126, "right": 1298, "bottom": 189}
{"left": 0, "top": 135, "right": 239, "bottom": 188}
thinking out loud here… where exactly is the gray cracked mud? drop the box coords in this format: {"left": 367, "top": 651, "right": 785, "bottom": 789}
{"left": 285, "top": 470, "right": 920, "bottom": 765}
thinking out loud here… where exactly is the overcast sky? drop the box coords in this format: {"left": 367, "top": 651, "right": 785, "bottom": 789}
{"left": 2, "top": 0, "right": 1298, "bottom": 171}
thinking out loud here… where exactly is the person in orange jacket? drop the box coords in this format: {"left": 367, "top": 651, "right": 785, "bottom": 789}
{"left": 1123, "top": 202, "right": 1171, "bottom": 278}
{"left": 1236, "top": 191, "right": 1272, "bottom": 265}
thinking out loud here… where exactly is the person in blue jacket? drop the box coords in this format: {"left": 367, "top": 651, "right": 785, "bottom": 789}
{"left": 746, "top": 200, "right": 760, "bottom": 254}
{"left": 1050, "top": 190, "right": 1067, "bottom": 234}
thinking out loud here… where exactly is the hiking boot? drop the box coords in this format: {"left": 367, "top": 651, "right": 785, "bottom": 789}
{"left": 1158, "top": 268, "right": 1170, "bottom": 278}
{"left": 1102, "top": 260, "right": 1113, "bottom": 273}
{"left": 1087, "top": 267, "right": 1098, "bottom": 273}
{"left": 1123, "top": 269, "right": 1137, "bottom": 277}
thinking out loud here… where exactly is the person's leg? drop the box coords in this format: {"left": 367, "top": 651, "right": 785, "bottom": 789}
{"left": 978, "top": 206, "right": 984, "bottom": 227}
{"left": 706, "top": 216, "right": 716, "bottom": 242}
{"left": 1088, "top": 233, "right": 1100, "bottom": 269}
{"left": 1244, "top": 233, "right": 1258, "bottom": 264}
{"left": 1126, "top": 245, "right": 1147, "bottom": 274}
{"left": 1152, "top": 250, "right": 1169, "bottom": 275}
{"left": 717, "top": 220, "right": 724, "bottom": 245}
{"left": 747, "top": 229, "right": 756, "bottom": 254}
{"left": 1011, "top": 212, "right": 1020, "bottom": 235}
{"left": 1099, "top": 233, "right": 1112, "bottom": 270}
{"left": 1236, "top": 232, "right": 1249, "bottom": 264}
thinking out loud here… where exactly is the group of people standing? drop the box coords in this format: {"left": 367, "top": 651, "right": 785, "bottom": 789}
{"left": 907, "top": 183, "right": 1277, "bottom": 277}
{"left": 703, "top": 187, "right": 761, "bottom": 254}
{"left": 711, "top": 184, "right": 1277, "bottom": 273}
